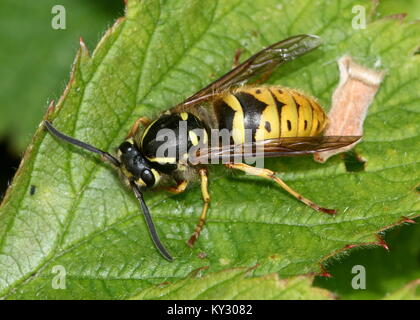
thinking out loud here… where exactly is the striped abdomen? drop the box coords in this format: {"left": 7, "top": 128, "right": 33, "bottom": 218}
{"left": 213, "top": 86, "right": 328, "bottom": 144}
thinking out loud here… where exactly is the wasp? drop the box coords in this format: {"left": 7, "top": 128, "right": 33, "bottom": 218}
{"left": 44, "top": 34, "right": 361, "bottom": 261}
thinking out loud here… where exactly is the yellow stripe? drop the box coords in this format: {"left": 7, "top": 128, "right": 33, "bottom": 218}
{"left": 240, "top": 88, "right": 280, "bottom": 141}
{"left": 151, "top": 169, "right": 161, "bottom": 185}
{"left": 189, "top": 130, "right": 199, "bottom": 146}
{"left": 290, "top": 90, "right": 313, "bottom": 137}
{"left": 141, "top": 118, "right": 159, "bottom": 148}
{"left": 309, "top": 101, "right": 319, "bottom": 136}
{"left": 223, "top": 94, "right": 245, "bottom": 144}
{"left": 309, "top": 99, "right": 327, "bottom": 135}
{"left": 315, "top": 101, "right": 328, "bottom": 134}
{"left": 278, "top": 89, "right": 298, "bottom": 137}
{"left": 147, "top": 156, "right": 177, "bottom": 164}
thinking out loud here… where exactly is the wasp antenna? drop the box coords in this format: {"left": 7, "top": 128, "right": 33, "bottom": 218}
{"left": 131, "top": 182, "right": 174, "bottom": 262}
{"left": 44, "top": 120, "right": 120, "bottom": 167}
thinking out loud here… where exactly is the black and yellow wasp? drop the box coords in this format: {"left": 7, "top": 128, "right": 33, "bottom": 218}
{"left": 44, "top": 34, "right": 360, "bottom": 261}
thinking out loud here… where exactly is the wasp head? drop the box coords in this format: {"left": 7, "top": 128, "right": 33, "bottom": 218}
{"left": 118, "top": 140, "right": 161, "bottom": 189}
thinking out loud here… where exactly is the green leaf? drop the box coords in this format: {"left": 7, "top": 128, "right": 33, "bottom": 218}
{"left": 0, "top": 0, "right": 123, "bottom": 152}
{"left": 377, "top": 0, "right": 420, "bottom": 21}
{"left": 131, "top": 268, "right": 335, "bottom": 300}
{"left": 0, "top": 0, "right": 419, "bottom": 299}
{"left": 315, "top": 222, "right": 420, "bottom": 299}
{"left": 383, "top": 279, "right": 420, "bottom": 300}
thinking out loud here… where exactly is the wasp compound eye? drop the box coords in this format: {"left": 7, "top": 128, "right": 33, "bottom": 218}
{"left": 119, "top": 141, "right": 133, "bottom": 153}
{"left": 141, "top": 169, "right": 155, "bottom": 187}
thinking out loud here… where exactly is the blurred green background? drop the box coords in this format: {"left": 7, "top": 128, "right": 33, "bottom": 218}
{"left": 0, "top": 0, "right": 418, "bottom": 299}
{"left": 0, "top": 0, "right": 125, "bottom": 194}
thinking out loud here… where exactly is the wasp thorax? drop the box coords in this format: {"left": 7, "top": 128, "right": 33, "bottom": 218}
{"left": 140, "top": 112, "right": 208, "bottom": 173}
{"left": 118, "top": 141, "right": 160, "bottom": 188}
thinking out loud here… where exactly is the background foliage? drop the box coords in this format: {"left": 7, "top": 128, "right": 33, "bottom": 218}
{"left": 0, "top": 0, "right": 124, "bottom": 153}
{"left": 0, "top": 0, "right": 419, "bottom": 299}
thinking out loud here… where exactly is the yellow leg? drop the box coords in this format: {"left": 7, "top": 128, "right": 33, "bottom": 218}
{"left": 162, "top": 180, "right": 188, "bottom": 194}
{"left": 126, "top": 116, "right": 152, "bottom": 139}
{"left": 187, "top": 168, "right": 211, "bottom": 247}
{"left": 225, "top": 163, "right": 336, "bottom": 215}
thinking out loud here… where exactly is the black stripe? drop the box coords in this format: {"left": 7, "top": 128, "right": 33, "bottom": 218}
{"left": 313, "top": 119, "right": 318, "bottom": 133}
{"left": 292, "top": 96, "right": 301, "bottom": 133}
{"left": 214, "top": 98, "right": 236, "bottom": 145}
{"left": 234, "top": 91, "right": 268, "bottom": 142}
{"left": 292, "top": 95, "right": 301, "bottom": 117}
{"left": 310, "top": 101, "right": 314, "bottom": 133}
{"left": 310, "top": 100, "right": 324, "bottom": 133}
{"left": 269, "top": 89, "right": 286, "bottom": 135}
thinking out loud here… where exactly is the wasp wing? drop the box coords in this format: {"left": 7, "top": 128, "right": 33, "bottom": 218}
{"left": 172, "top": 34, "right": 322, "bottom": 112}
{"left": 190, "top": 136, "right": 361, "bottom": 163}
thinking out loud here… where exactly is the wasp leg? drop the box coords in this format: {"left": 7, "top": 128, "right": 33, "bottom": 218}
{"left": 187, "top": 168, "right": 210, "bottom": 247}
{"left": 233, "top": 48, "right": 243, "bottom": 68}
{"left": 254, "top": 69, "right": 275, "bottom": 84}
{"left": 162, "top": 180, "right": 188, "bottom": 194}
{"left": 232, "top": 48, "right": 274, "bottom": 83}
{"left": 126, "top": 116, "right": 152, "bottom": 139}
{"left": 225, "top": 163, "right": 336, "bottom": 215}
